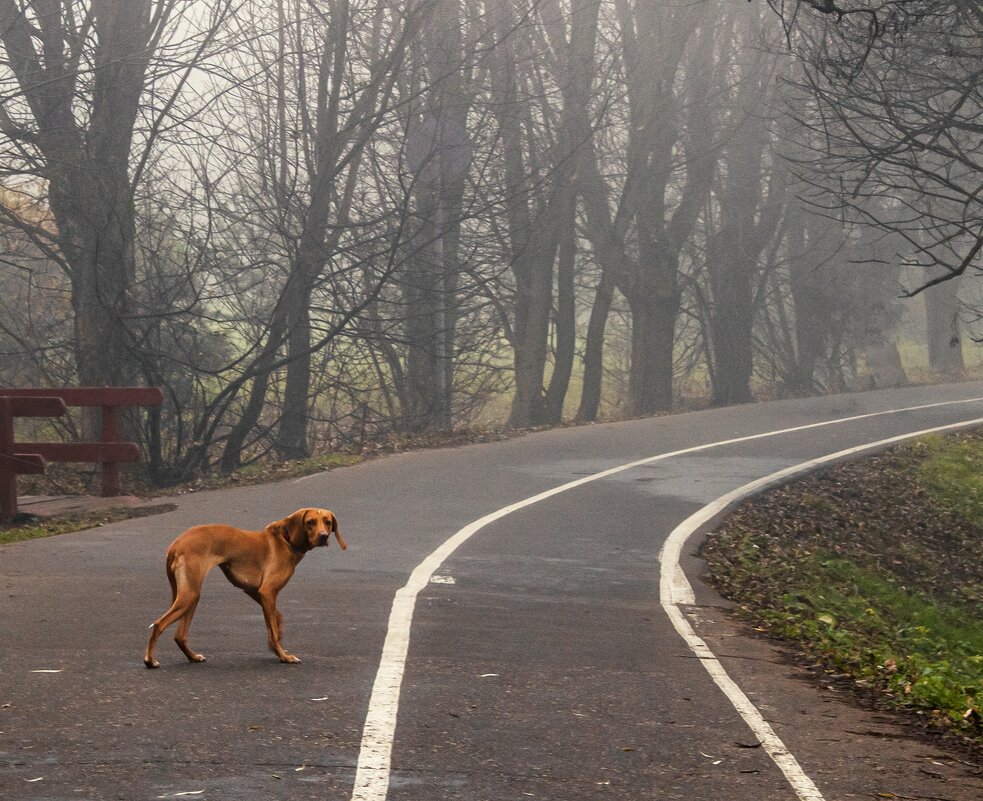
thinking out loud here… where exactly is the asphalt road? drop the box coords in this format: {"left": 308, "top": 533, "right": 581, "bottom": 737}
{"left": 3, "top": 384, "right": 983, "bottom": 801}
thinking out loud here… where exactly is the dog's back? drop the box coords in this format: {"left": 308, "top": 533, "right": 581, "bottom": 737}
{"left": 168, "top": 524, "right": 270, "bottom": 563}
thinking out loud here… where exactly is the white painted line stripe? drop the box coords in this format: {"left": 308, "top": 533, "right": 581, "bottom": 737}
{"left": 659, "top": 414, "right": 983, "bottom": 801}
{"left": 349, "top": 395, "right": 983, "bottom": 801}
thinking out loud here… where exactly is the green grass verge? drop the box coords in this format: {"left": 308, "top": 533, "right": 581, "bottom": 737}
{"left": 185, "top": 452, "right": 363, "bottom": 493}
{"left": 759, "top": 554, "right": 982, "bottom": 726}
{"left": 917, "top": 433, "right": 983, "bottom": 524}
{"left": 703, "top": 431, "right": 983, "bottom": 742}
{"left": 0, "top": 503, "right": 178, "bottom": 546}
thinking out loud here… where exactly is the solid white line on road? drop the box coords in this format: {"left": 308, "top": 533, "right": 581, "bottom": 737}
{"left": 349, "top": 396, "right": 983, "bottom": 801}
{"left": 659, "top": 415, "right": 983, "bottom": 801}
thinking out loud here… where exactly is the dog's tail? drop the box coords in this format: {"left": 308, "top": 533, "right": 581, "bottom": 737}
{"left": 165, "top": 548, "right": 181, "bottom": 601}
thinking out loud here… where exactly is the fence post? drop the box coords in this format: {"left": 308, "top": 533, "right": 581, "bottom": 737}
{"left": 0, "top": 398, "right": 15, "bottom": 524}
{"left": 100, "top": 404, "right": 120, "bottom": 497}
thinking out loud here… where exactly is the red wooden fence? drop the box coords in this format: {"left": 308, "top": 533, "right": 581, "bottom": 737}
{"left": 0, "top": 387, "right": 163, "bottom": 524}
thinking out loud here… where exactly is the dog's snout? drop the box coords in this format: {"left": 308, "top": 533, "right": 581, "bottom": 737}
{"left": 317, "top": 532, "right": 330, "bottom": 546}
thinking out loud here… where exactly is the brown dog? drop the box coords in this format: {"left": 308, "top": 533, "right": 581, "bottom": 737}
{"left": 144, "top": 508, "right": 347, "bottom": 668}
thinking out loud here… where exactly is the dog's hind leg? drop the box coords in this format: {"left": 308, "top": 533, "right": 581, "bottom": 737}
{"left": 173, "top": 596, "right": 206, "bottom": 664}
{"left": 144, "top": 556, "right": 204, "bottom": 668}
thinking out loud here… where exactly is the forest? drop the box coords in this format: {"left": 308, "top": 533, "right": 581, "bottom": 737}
{"left": 0, "top": 0, "right": 979, "bottom": 484}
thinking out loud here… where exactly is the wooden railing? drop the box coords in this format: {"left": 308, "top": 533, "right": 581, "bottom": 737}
{"left": 0, "top": 387, "right": 163, "bottom": 524}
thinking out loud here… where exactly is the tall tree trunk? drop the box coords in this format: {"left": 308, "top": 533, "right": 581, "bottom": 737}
{"left": 488, "top": 0, "right": 546, "bottom": 430}
{"left": 624, "top": 278, "right": 679, "bottom": 416}
{"left": 575, "top": 269, "right": 615, "bottom": 423}
{"left": 276, "top": 283, "right": 314, "bottom": 459}
{"left": 576, "top": 0, "right": 713, "bottom": 419}
{"left": 786, "top": 214, "right": 826, "bottom": 396}
{"left": 275, "top": 0, "right": 416, "bottom": 450}
{"left": 707, "top": 250, "right": 755, "bottom": 406}
{"left": 508, "top": 242, "right": 555, "bottom": 428}
{"left": 400, "top": 0, "right": 470, "bottom": 432}
{"left": 63, "top": 177, "right": 139, "bottom": 387}
{"left": 544, "top": 189, "right": 577, "bottom": 424}
{"left": 924, "top": 275, "right": 964, "bottom": 376}
{"left": 703, "top": 34, "right": 784, "bottom": 407}
{"left": 402, "top": 182, "right": 446, "bottom": 431}
{"left": 863, "top": 341, "right": 908, "bottom": 388}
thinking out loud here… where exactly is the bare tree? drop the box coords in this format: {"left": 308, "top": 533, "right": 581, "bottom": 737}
{"left": 781, "top": 1, "right": 981, "bottom": 295}
{"left": 481, "top": 0, "right": 584, "bottom": 429}
{"left": 398, "top": 0, "right": 475, "bottom": 432}
{"left": 578, "top": 0, "right": 718, "bottom": 416}
{"left": 703, "top": 11, "right": 786, "bottom": 406}
{"left": 0, "top": 0, "right": 233, "bottom": 388}
{"left": 202, "top": 0, "right": 433, "bottom": 468}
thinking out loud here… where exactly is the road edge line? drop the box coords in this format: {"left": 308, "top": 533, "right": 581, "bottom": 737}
{"left": 658, "top": 414, "right": 983, "bottom": 801}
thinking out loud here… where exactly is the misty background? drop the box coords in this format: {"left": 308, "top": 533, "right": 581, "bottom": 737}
{"left": 0, "top": 0, "right": 979, "bottom": 484}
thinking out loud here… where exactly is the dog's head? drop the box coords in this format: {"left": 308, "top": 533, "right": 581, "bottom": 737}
{"left": 268, "top": 508, "right": 347, "bottom": 552}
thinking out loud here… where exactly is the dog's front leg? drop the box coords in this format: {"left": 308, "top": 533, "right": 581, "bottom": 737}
{"left": 257, "top": 588, "right": 300, "bottom": 664}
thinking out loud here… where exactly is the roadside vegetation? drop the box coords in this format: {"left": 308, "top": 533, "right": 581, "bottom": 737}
{"left": 0, "top": 503, "right": 179, "bottom": 546}
{"left": 702, "top": 429, "right": 983, "bottom": 747}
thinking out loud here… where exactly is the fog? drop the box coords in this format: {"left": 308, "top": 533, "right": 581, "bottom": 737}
{"left": 0, "top": 0, "right": 979, "bottom": 483}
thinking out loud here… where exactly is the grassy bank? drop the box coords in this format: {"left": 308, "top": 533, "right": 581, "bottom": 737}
{"left": 702, "top": 431, "right": 983, "bottom": 744}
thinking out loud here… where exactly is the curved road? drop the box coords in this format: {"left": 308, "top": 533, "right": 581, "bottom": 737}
{"left": 3, "top": 384, "right": 983, "bottom": 801}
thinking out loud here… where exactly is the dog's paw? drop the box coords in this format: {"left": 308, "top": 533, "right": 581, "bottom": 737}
{"left": 144, "top": 658, "right": 160, "bottom": 669}
{"left": 280, "top": 653, "right": 302, "bottom": 664}
{"left": 188, "top": 653, "right": 206, "bottom": 663}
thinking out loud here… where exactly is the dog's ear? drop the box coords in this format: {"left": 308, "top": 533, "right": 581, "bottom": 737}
{"left": 266, "top": 511, "right": 307, "bottom": 549}
{"left": 329, "top": 512, "right": 348, "bottom": 550}
{"left": 284, "top": 509, "right": 311, "bottom": 549}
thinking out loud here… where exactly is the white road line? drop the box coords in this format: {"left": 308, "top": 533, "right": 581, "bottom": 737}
{"left": 659, "top": 414, "right": 983, "bottom": 801}
{"left": 349, "top": 396, "right": 983, "bottom": 801}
